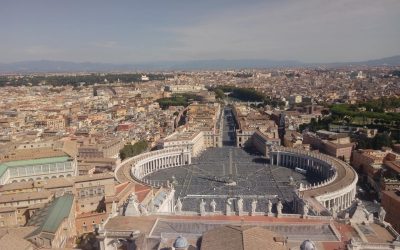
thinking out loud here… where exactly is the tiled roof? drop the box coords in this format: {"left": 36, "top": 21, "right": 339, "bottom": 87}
{"left": 27, "top": 194, "right": 74, "bottom": 237}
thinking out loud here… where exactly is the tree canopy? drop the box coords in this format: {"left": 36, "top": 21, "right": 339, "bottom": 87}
{"left": 119, "top": 140, "right": 148, "bottom": 160}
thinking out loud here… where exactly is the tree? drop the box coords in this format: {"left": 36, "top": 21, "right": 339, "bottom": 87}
{"left": 214, "top": 89, "right": 225, "bottom": 99}
{"left": 119, "top": 140, "right": 148, "bottom": 160}
{"left": 372, "top": 132, "right": 393, "bottom": 149}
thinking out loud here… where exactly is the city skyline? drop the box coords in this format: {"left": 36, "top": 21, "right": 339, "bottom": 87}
{"left": 1, "top": 0, "right": 400, "bottom": 64}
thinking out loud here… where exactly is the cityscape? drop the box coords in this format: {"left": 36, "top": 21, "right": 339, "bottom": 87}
{"left": 0, "top": 1, "right": 400, "bottom": 250}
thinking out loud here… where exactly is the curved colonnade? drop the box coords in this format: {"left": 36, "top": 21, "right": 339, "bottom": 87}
{"left": 269, "top": 146, "right": 358, "bottom": 212}
{"left": 115, "top": 148, "right": 191, "bottom": 187}
{"left": 115, "top": 145, "right": 357, "bottom": 213}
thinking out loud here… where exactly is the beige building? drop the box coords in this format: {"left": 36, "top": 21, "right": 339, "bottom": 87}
{"left": 303, "top": 130, "right": 354, "bottom": 162}
{"left": 0, "top": 207, "right": 18, "bottom": 227}
{"left": 0, "top": 191, "right": 54, "bottom": 226}
{"left": 73, "top": 173, "right": 116, "bottom": 214}
{"left": 233, "top": 104, "right": 280, "bottom": 150}
{"left": 78, "top": 138, "right": 124, "bottom": 159}
{"left": 162, "top": 130, "right": 205, "bottom": 157}
{"left": 26, "top": 194, "right": 76, "bottom": 248}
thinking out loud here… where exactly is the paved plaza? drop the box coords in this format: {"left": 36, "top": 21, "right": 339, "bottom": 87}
{"left": 144, "top": 146, "right": 321, "bottom": 212}
{"left": 144, "top": 106, "right": 322, "bottom": 212}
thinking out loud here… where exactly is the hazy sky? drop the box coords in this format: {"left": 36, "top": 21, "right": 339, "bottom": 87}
{"left": 1, "top": 0, "right": 399, "bottom": 63}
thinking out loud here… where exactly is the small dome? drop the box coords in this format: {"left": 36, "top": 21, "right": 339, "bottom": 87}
{"left": 174, "top": 236, "right": 188, "bottom": 249}
{"left": 300, "top": 240, "right": 316, "bottom": 250}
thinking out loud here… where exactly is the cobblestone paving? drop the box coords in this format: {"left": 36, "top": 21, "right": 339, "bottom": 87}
{"left": 145, "top": 147, "right": 322, "bottom": 212}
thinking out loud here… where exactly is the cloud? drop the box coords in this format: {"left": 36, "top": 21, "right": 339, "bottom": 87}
{"left": 25, "top": 45, "right": 62, "bottom": 56}
{"left": 91, "top": 41, "right": 118, "bottom": 49}
{"left": 168, "top": 0, "right": 400, "bottom": 62}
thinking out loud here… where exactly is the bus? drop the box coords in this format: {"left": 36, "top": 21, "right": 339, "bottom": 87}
{"left": 295, "top": 167, "right": 307, "bottom": 174}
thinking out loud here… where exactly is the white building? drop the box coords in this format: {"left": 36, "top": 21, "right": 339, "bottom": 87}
{"left": 0, "top": 156, "right": 77, "bottom": 185}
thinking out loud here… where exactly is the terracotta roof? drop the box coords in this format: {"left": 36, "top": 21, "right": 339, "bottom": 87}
{"left": 0, "top": 232, "right": 33, "bottom": 250}
{"left": 201, "top": 225, "right": 288, "bottom": 250}
{"left": 0, "top": 190, "right": 53, "bottom": 203}
{"left": 104, "top": 216, "right": 157, "bottom": 235}
{"left": 73, "top": 172, "right": 114, "bottom": 183}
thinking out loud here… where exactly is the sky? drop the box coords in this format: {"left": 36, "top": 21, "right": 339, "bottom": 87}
{"left": 1, "top": 0, "right": 400, "bottom": 63}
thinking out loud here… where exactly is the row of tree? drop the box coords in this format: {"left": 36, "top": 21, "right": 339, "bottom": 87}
{"left": 331, "top": 102, "right": 400, "bottom": 123}
{"left": 0, "top": 73, "right": 166, "bottom": 87}
{"left": 212, "top": 85, "right": 285, "bottom": 107}
{"left": 156, "top": 93, "right": 204, "bottom": 109}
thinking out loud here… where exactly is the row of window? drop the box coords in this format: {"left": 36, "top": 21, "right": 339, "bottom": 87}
{"left": 9, "top": 162, "right": 73, "bottom": 177}
{"left": 78, "top": 187, "right": 105, "bottom": 197}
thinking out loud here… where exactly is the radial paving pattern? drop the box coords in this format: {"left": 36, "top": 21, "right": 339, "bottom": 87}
{"left": 144, "top": 146, "right": 321, "bottom": 212}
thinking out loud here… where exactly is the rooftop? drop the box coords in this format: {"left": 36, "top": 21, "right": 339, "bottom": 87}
{"left": 0, "top": 156, "right": 71, "bottom": 176}
{"left": 0, "top": 190, "right": 53, "bottom": 203}
{"left": 27, "top": 193, "right": 74, "bottom": 236}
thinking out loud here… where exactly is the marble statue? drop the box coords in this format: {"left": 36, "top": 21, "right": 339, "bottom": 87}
{"left": 267, "top": 199, "right": 272, "bottom": 214}
{"left": 226, "top": 198, "right": 232, "bottom": 214}
{"left": 277, "top": 200, "right": 283, "bottom": 215}
{"left": 251, "top": 199, "right": 257, "bottom": 214}
{"left": 139, "top": 204, "right": 148, "bottom": 215}
{"left": 379, "top": 206, "right": 386, "bottom": 222}
{"left": 124, "top": 193, "right": 140, "bottom": 216}
{"left": 147, "top": 197, "right": 155, "bottom": 213}
{"left": 176, "top": 197, "right": 182, "bottom": 213}
{"left": 210, "top": 199, "right": 217, "bottom": 213}
{"left": 302, "top": 202, "right": 309, "bottom": 217}
{"left": 237, "top": 197, "right": 243, "bottom": 213}
{"left": 200, "top": 199, "right": 206, "bottom": 214}
{"left": 289, "top": 176, "right": 294, "bottom": 185}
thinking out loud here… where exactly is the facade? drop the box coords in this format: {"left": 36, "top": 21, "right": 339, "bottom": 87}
{"left": 73, "top": 173, "right": 116, "bottom": 214}
{"left": 351, "top": 149, "right": 391, "bottom": 193}
{"left": 381, "top": 190, "right": 400, "bottom": 234}
{"left": 0, "top": 207, "right": 18, "bottom": 227}
{"left": 0, "top": 191, "right": 54, "bottom": 226}
{"left": 303, "top": 130, "right": 354, "bottom": 162}
{"left": 162, "top": 131, "right": 205, "bottom": 157}
{"left": 252, "top": 129, "right": 280, "bottom": 155}
{"left": 0, "top": 173, "right": 115, "bottom": 223}
{"left": 78, "top": 138, "right": 124, "bottom": 159}
{"left": 76, "top": 212, "right": 108, "bottom": 235}
{"left": 0, "top": 155, "right": 77, "bottom": 185}
{"left": 233, "top": 104, "right": 280, "bottom": 148}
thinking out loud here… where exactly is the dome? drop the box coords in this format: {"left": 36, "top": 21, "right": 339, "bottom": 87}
{"left": 300, "top": 240, "right": 317, "bottom": 250}
{"left": 173, "top": 235, "right": 188, "bottom": 249}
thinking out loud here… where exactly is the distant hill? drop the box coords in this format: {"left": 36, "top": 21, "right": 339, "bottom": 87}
{"left": 318, "top": 55, "right": 400, "bottom": 68}
{"left": 0, "top": 55, "right": 399, "bottom": 73}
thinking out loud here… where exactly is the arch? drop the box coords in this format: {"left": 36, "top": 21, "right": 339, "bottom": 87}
{"left": 51, "top": 176, "right": 57, "bottom": 179}
{"left": 12, "top": 180, "right": 18, "bottom": 183}
{"left": 66, "top": 174, "right": 72, "bottom": 177}
{"left": 36, "top": 177, "right": 42, "bottom": 180}
{"left": 20, "top": 179, "right": 26, "bottom": 182}
{"left": 44, "top": 177, "right": 49, "bottom": 180}
{"left": 28, "top": 178, "right": 34, "bottom": 181}
{"left": 59, "top": 175, "right": 64, "bottom": 178}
